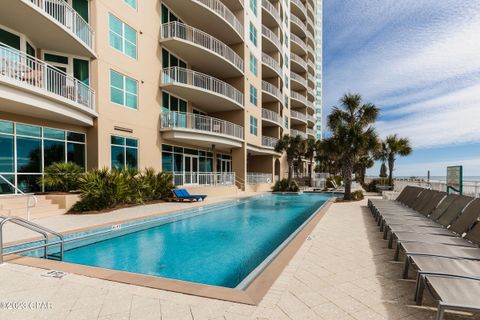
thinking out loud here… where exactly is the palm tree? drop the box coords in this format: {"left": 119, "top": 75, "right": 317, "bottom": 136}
{"left": 275, "top": 134, "right": 303, "bottom": 181}
{"left": 328, "top": 93, "right": 379, "bottom": 200}
{"left": 315, "top": 137, "right": 341, "bottom": 175}
{"left": 385, "top": 134, "right": 412, "bottom": 186}
{"left": 302, "top": 138, "right": 317, "bottom": 186}
{"left": 374, "top": 141, "right": 389, "bottom": 184}
{"left": 355, "top": 155, "right": 374, "bottom": 185}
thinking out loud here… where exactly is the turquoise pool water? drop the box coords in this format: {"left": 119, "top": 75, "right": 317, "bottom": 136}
{"left": 62, "top": 193, "right": 333, "bottom": 288}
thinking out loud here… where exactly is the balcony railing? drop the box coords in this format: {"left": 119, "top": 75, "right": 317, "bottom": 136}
{"left": 262, "top": 25, "right": 282, "bottom": 51}
{"left": 172, "top": 172, "right": 235, "bottom": 186}
{"left": 291, "top": 0, "right": 307, "bottom": 14}
{"left": 160, "top": 111, "right": 244, "bottom": 139}
{"left": 291, "top": 129, "right": 307, "bottom": 138}
{"left": 261, "top": 0, "right": 281, "bottom": 26}
{"left": 307, "top": 114, "right": 316, "bottom": 122}
{"left": 194, "top": 0, "right": 243, "bottom": 39}
{"left": 162, "top": 67, "right": 244, "bottom": 106}
{"left": 291, "top": 53, "right": 307, "bottom": 70}
{"left": 262, "top": 53, "right": 282, "bottom": 77}
{"left": 261, "top": 108, "right": 282, "bottom": 125}
{"left": 160, "top": 22, "right": 243, "bottom": 71}
{"left": 247, "top": 173, "right": 273, "bottom": 185}
{"left": 291, "top": 110, "right": 307, "bottom": 122}
{"left": 290, "top": 33, "right": 307, "bottom": 49}
{"left": 291, "top": 91, "right": 308, "bottom": 105}
{"left": 29, "top": 0, "right": 94, "bottom": 51}
{"left": 307, "top": 128, "right": 316, "bottom": 136}
{"left": 291, "top": 14, "right": 307, "bottom": 32}
{"left": 290, "top": 72, "right": 307, "bottom": 87}
{"left": 262, "top": 135, "right": 279, "bottom": 148}
{"left": 0, "top": 44, "right": 95, "bottom": 111}
{"left": 261, "top": 80, "right": 282, "bottom": 102}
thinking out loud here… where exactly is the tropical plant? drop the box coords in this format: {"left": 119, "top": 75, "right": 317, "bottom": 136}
{"left": 385, "top": 134, "right": 412, "bottom": 186}
{"left": 326, "top": 175, "right": 342, "bottom": 189}
{"left": 351, "top": 190, "right": 364, "bottom": 201}
{"left": 302, "top": 138, "right": 317, "bottom": 187}
{"left": 39, "top": 162, "right": 84, "bottom": 192}
{"left": 327, "top": 93, "right": 379, "bottom": 200}
{"left": 355, "top": 155, "right": 374, "bottom": 185}
{"left": 275, "top": 134, "right": 303, "bottom": 181}
{"left": 272, "top": 179, "right": 299, "bottom": 192}
{"left": 379, "top": 163, "right": 388, "bottom": 179}
{"left": 315, "top": 138, "right": 341, "bottom": 175}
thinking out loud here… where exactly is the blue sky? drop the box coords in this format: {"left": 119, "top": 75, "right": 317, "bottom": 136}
{"left": 322, "top": 0, "right": 480, "bottom": 177}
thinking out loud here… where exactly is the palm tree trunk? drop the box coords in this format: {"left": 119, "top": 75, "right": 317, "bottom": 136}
{"left": 388, "top": 158, "right": 394, "bottom": 187}
{"left": 309, "top": 158, "right": 313, "bottom": 187}
{"left": 287, "top": 159, "right": 292, "bottom": 181}
{"left": 343, "top": 157, "right": 353, "bottom": 200}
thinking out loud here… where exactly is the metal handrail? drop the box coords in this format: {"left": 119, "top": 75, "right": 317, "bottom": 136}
{"left": 0, "top": 216, "right": 64, "bottom": 264}
{"left": 291, "top": 110, "right": 307, "bottom": 122}
{"left": 160, "top": 22, "right": 244, "bottom": 71}
{"left": 261, "top": 80, "right": 283, "bottom": 102}
{"left": 261, "top": 0, "right": 282, "bottom": 26}
{"left": 291, "top": 0, "right": 307, "bottom": 14}
{"left": 0, "top": 44, "right": 96, "bottom": 111}
{"left": 291, "top": 71, "right": 308, "bottom": 86}
{"left": 247, "top": 173, "right": 273, "bottom": 185}
{"left": 262, "top": 25, "right": 282, "bottom": 51}
{"left": 262, "top": 53, "right": 282, "bottom": 77}
{"left": 290, "top": 33, "right": 307, "bottom": 49}
{"left": 262, "top": 135, "right": 279, "bottom": 148}
{"left": 291, "top": 52, "right": 308, "bottom": 70}
{"left": 261, "top": 108, "right": 282, "bottom": 125}
{"left": 193, "top": 0, "right": 244, "bottom": 39}
{"left": 0, "top": 175, "right": 37, "bottom": 221}
{"left": 291, "top": 14, "right": 307, "bottom": 32}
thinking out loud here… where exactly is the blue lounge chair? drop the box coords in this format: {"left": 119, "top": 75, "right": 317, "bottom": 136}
{"left": 171, "top": 189, "right": 207, "bottom": 202}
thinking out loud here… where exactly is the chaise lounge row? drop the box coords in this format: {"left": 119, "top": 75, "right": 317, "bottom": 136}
{"left": 368, "top": 186, "right": 480, "bottom": 320}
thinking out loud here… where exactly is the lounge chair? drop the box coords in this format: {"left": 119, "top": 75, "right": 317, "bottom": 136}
{"left": 169, "top": 189, "right": 207, "bottom": 202}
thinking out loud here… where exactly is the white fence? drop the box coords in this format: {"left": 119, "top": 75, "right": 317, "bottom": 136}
{"left": 393, "top": 179, "right": 480, "bottom": 198}
{"left": 173, "top": 172, "right": 235, "bottom": 186}
{"left": 0, "top": 44, "right": 95, "bottom": 110}
{"left": 247, "top": 173, "right": 273, "bottom": 185}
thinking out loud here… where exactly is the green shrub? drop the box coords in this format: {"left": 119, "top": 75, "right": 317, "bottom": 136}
{"left": 364, "top": 178, "right": 386, "bottom": 192}
{"left": 72, "top": 168, "right": 173, "bottom": 212}
{"left": 326, "top": 175, "right": 342, "bottom": 188}
{"left": 272, "top": 179, "right": 300, "bottom": 192}
{"left": 351, "top": 190, "right": 364, "bottom": 201}
{"left": 39, "top": 162, "right": 84, "bottom": 192}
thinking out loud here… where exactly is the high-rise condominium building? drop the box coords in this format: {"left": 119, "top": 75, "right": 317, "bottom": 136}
{"left": 0, "top": 0, "right": 319, "bottom": 193}
{"left": 314, "top": 0, "right": 322, "bottom": 140}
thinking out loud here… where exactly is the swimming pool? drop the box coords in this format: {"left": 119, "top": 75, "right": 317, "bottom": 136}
{"left": 18, "top": 193, "right": 334, "bottom": 288}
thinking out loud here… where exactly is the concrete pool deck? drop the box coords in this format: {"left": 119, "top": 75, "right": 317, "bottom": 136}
{"left": 1, "top": 197, "right": 479, "bottom": 320}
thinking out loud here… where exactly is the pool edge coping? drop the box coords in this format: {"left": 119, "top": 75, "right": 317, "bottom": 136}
{"left": 5, "top": 197, "right": 335, "bottom": 305}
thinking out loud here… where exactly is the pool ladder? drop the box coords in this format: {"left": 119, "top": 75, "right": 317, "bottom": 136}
{"left": 0, "top": 216, "right": 64, "bottom": 264}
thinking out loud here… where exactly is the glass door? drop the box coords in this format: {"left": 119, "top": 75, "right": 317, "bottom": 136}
{"left": 184, "top": 155, "right": 199, "bottom": 185}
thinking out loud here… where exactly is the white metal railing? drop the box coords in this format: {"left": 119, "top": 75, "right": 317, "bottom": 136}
{"left": 290, "top": 71, "right": 307, "bottom": 87}
{"left": 29, "top": 0, "right": 94, "bottom": 51}
{"left": 262, "top": 135, "right": 279, "bottom": 148}
{"left": 291, "top": 129, "right": 307, "bottom": 138}
{"left": 0, "top": 175, "right": 37, "bottom": 221}
{"left": 291, "top": 53, "right": 308, "bottom": 70}
{"left": 247, "top": 173, "right": 273, "bottom": 185}
{"left": 308, "top": 60, "right": 315, "bottom": 71}
{"left": 172, "top": 172, "right": 235, "bottom": 186}
{"left": 194, "top": 0, "right": 243, "bottom": 39}
{"left": 291, "top": 91, "right": 308, "bottom": 105}
{"left": 261, "top": 80, "right": 282, "bottom": 102}
{"left": 290, "top": 33, "right": 306, "bottom": 48}
{"left": 291, "top": 14, "right": 307, "bottom": 32}
{"left": 162, "top": 67, "right": 244, "bottom": 106}
{"left": 307, "top": 128, "right": 315, "bottom": 136}
{"left": 0, "top": 44, "right": 96, "bottom": 111}
{"left": 262, "top": 53, "right": 282, "bottom": 76}
{"left": 262, "top": 25, "right": 282, "bottom": 51}
{"left": 160, "top": 22, "right": 243, "bottom": 72}
{"left": 291, "top": 0, "right": 307, "bottom": 14}
{"left": 307, "top": 114, "right": 316, "bottom": 122}
{"left": 291, "top": 110, "right": 307, "bottom": 122}
{"left": 261, "top": 108, "right": 282, "bottom": 125}
{"left": 392, "top": 179, "right": 480, "bottom": 198}
{"left": 160, "top": 111, "right": 244, "bottom": 139}
{"left": 261, "top": 0, "right": 281, "bottom": 26}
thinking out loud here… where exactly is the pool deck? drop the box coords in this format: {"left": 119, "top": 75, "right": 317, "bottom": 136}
{"left": 1, "top": 196, "right": 479, "bottom": 320}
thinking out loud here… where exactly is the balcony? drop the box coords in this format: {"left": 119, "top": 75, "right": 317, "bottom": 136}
{"left": 262, "top": 25, "right": 282, "bottom": 53}
{"left": 290, "top": 91, "right": 309, "bottom": 109}
{"left": 0, "top": 44, "right": 96, "bottom": 126}
{"left": 262, "top": 108, "right": 282, "bottom": 127}
{"left": 290, "top": 15, "right": 307, "bottom": 39}
{"left": 161, "top": 67, "right": 244, "bottom": 112}
{"left": 291, "top": 110, "right": 307, "bottom": 125}
{"left": 160, "top": 22, "right": 243, "bottom": 78}
{"left": 290, "top": 52, "right": 307, "bottom": 73}
{"left": 262, "top": 135, "right": 279, "bottom": 148}
{"left": 262, "top": 53, "right": 282, "bottom": 78}
{"left": 290, "top": 72, "right": 308, "bottom": 90}
{"left": 307, "top": 128, "right": 316, "bottom": 137}
{"left": 291, "top": 129, "right": 307, "bottom": 139}
{"left": 162, "top": 0, "right": 243, "bottom": 44}
{"left": 291, "top": 0, "right": 307, "bottom": 21}
{"left": 307, "top": 114, "right": 316, "bottom": 124}
{"left": 0, "top": 0, "right": 95, "bottom": 57}
{"left": 261, "top": 80, "right": 283, "bottom": 104}
{"left": 261, "top": 0, "right": 282, "bottom": 29}
{"left": 160, "top": 111, "right": 243, "bottom": 149}
{"left": 290, "top": 34, "right": 307, "bottom": 56}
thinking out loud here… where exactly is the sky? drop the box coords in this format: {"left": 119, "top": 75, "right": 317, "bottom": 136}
{"left": 322, "top": 0, "right": 480, "bottom": 177}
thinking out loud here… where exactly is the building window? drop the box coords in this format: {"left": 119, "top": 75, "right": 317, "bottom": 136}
{"left": 249, "top": 85, "right": 257, "bottom": 106}
{"left": 249, "top": 22, "right": 257, "bottom": 47}
{"left": 316, "top": 125, "right": 321, "bottom": 130}
{"left": 111, "top": 135, "right": 138, "bottom": 170}
{"left": 109, "top": 14, "right": 137, "bottom": 59}
{"left": 110, "top": 70, "right": 138, "bottom": 109}
{"left": 285, "top": 75, "right": 289, "bottom": 89}
{"left": 162, "top": 48, "right": 187, "bottom": 69}
{"left": 249, "top": 53, "right": 257, "bottom": 76}
{"left": 0, "top": 120, "right": 85, "bottom": 194}
{"left": 284, "top": 95, "right": 289, "bottom": 108}
{"left": 124, "top": 0, "right": 137, "bottom": 9}
{"left": 250, "top": 116, "right": 258, "bottom": 135}
{"left": 250, "top": 0, "right": 257, "bottom": 16}
{"left": 284, "top": 116, "right": 288, "bottom": 128}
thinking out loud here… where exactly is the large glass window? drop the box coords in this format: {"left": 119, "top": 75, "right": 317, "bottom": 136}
{"left": 249, "top": 0, "right": 257, "bottom": 16}
{"left": 249, "top": 52, "right": 257, "bottom": 76}
{"left": 123, "top": 0, "right": 137, "bottom": 9}
{"left": 110, "top": 70, "right": 138, "bottom": 109}
{"left": 111, "top": 135, "right": 138, "bottom": 170}
{"left": 249, "top": 84, "right": 257, "bottom": 106}
{"left": 162, "top": 49, "right": 187, "bottom": 69}
{"left": 162, "top": 144, "right": 213, "bottom": 185}
{"left": 0, "top": 27, "right": 20, "bottom": 50}
{"left": 250, "top": 116, "right": 258, "bottom": 136}
{"left": 0, "top": 120, "right": 86, "bottom": 193}
{"left": 249, "top": 22, "right": 257, "bottom": 47}
{"left": 109, "top": 14, "right": 137, "bottom": 59}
